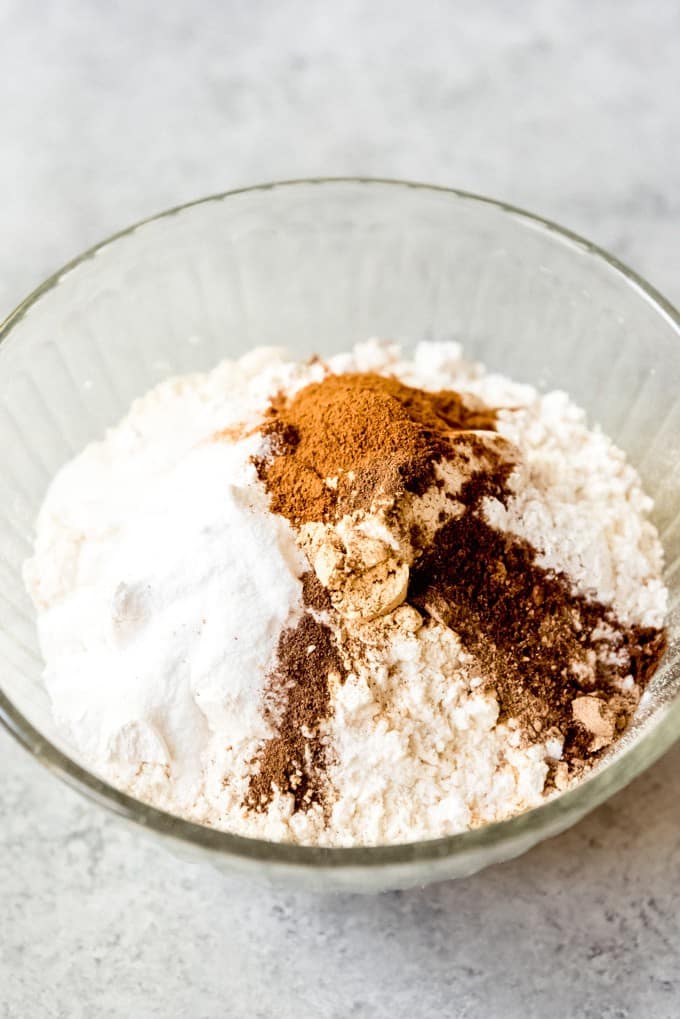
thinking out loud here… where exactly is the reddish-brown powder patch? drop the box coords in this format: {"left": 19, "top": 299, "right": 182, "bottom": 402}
{"left": 253, "top": 372, "right": 498, "bottom": 525}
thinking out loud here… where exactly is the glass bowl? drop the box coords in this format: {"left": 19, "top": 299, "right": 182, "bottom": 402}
{"left": 1, "top": 179, "right": 679, "bottom": 893}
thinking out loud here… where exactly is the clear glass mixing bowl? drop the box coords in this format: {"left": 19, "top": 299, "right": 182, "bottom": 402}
{"left": 1, "top": 179, "right": 679, "bottom": 892}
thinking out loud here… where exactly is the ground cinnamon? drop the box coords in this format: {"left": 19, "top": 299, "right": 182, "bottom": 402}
{"left": 254, "top": 372, "right": 498, "bottom": 525}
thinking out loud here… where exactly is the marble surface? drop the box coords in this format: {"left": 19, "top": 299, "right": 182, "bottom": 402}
{"left": 1, "top": 2, "right": 679, "bottom": 1016}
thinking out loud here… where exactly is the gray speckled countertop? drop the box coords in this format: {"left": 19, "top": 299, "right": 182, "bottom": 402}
{"left": 2, "top": 2, "right": 679, "bottom": 1016}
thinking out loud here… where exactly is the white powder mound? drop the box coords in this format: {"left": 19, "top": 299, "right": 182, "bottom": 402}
{"left": 24, "top": 399, "right": 309, "bottom": 812}
{"left": 24, "top": 339, "right": 667, "bottom": 846}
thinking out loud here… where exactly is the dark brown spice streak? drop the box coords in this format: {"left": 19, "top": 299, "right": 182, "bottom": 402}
{"left": 244, "top": 611, "right": 346, "bottom": 815}
{"left": 301, "top": 570, "right": 333, "bottom": 613}
{"left": 410, "top": 508, "right": 666, "bottom": 761}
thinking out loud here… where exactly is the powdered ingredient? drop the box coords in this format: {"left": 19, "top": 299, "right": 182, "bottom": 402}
{"left": 255, "top": 371, "right": 498, "bottom": 523}
{"left": 245, "top": 610, "right": 346, "bottom": 814}
{"left": 23, "top": 339, "right": 668, "bottom": 846}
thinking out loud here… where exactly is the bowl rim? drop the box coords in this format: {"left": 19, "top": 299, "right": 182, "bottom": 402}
{"left": 1, "top": 176, "right": 679, "bottom": 872}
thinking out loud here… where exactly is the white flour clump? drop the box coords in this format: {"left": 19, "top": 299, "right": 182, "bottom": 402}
{"left": 24, "top": 339, "right": 667, "bottom": 846}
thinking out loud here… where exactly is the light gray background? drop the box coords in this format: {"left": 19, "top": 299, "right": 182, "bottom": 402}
{"left": 1, "top": 2, "right": 679, "bottom": 1017}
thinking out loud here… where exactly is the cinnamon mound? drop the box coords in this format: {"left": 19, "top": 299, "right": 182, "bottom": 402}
{"left": 254, "top": 371, "right": 498, "bottom": 525}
